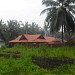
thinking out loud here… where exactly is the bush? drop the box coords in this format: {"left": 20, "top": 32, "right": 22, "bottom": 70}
{"left": 1, "top": 45, "right": 8, "bottom": 50}
{"left": 0, "top": 44, "right": 75, "bottom": 74}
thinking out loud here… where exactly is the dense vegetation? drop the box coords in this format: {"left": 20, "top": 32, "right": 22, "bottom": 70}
{"left": 0, "top": 44, "right": 75, "bottom": 75}
{"left": 41, "top": 0, "right": 75, "bottom": 42}
{"left": 0, "top": 0, "right": 75, "bottom": 74}
{"left": 0, "top": 19, "right": 45, "bottom": 41}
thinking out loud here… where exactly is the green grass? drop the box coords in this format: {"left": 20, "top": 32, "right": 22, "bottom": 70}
{"left": 0, "top": 44, "right": 75, "bottom": 75}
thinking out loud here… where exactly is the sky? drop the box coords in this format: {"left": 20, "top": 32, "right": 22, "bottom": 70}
{"left": 0, "top": 0, "right": 46, "bottom": 28}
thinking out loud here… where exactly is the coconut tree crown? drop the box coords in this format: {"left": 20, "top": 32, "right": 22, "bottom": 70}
{"left": 41, "top": 0, "right": 75, "bottom": 42}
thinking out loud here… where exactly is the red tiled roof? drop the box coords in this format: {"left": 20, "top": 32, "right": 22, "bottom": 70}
{"left": 9, "top": 34, "right": 64, "bottom": 44}
{"left": 44, "top": 36, "right": 55, "bottom": 42}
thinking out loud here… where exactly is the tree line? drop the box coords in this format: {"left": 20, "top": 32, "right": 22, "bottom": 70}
{"left": 0, "top": 19, "right": 45, "bottom": 42}
{"left": 1, "top": 0, "right": 75, "bottom": 43}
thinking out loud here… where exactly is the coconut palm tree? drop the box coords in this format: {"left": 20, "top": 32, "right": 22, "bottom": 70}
{"left": 41, "top": 0, "right": 75, "bottom": 42}
{"left": 7, "top": 20, "right": 20, "bottom": 40}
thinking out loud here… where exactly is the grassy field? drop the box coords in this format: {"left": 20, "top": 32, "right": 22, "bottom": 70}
{"left": 0, "top": 44, "right": 75, "bottom": 75}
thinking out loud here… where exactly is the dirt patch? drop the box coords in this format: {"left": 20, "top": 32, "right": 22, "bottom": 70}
{"left": 32, "top": 56, "right": 75, "bottom": 69}
{"left": 0, "top": 53, "right": 10, "bottom": 58}
{"left": 0, "top": 51, "right": 21, "bottom": 58}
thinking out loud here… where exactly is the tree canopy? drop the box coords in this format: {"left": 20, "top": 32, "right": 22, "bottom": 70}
{"left": 41, "top": 0, "right": 75, "bottom": 42}
{"left": 41, "top": 0, "right": 75, "bottom": 34}
{"left": 0, "top": 19, "right": 44, "bottom": 42}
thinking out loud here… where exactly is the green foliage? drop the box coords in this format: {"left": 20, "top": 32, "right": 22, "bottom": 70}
{"left": 0, "top": 44, "right": 75, "bottom": 74}
{"left": 0, "top": 20, "right": 45, "bottom": 41}
{"left": 1, "top": 45, "right": 8, "bottom": 50}
{"left": 0, "top": 19, "right": 45, "bottom": 42}
{"left": 41, "top": 0, "right": 75, "bottom": 37}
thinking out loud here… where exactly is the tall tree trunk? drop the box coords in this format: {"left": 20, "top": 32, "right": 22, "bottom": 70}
{"left": 61, "top": 2, "right": 64, "bottom": 43}
{"left": 62, "top": 24, "right": 64, "bottom": 42}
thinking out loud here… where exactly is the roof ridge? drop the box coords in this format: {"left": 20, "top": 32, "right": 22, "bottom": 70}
{"left": 23, "top": 34, "right": 41, "bottom": 35}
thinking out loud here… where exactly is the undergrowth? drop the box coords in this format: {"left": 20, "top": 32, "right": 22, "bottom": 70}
{"left": 0, "top": 44, "right": 75, "bottom": 75}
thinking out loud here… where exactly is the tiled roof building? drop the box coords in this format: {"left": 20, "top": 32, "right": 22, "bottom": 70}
{"left": 9, "top": 34, "right": 65, "bottom": 44}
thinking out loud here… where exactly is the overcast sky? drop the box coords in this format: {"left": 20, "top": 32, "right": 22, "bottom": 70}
{"left": 0, "top": 0, "right": 46, "bottom": 27}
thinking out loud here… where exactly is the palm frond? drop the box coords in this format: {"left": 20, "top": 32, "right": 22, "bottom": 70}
{"left": 68, "top": 7, "right": 75, "bottom": 15}
{"left": 67, "top": 11, "right": 75, "bottom": 20}
{"left": 66, "top": 11, "right": 75, "bottom": 33}
{"left": 68, "top": 0, "right": 75, "bottom": 3}
{"left": 69, "top": 5, "right": 75, "bottom": 9}
{"left": 57, "top": 0, "right": 65, "bottom": 3}
{"left": 40, "top": 7, "right": 56, "bottom": 15}
{"left": 54, "top": 7, "right": 64, "bottom": 32}
{"left": 42, "top": 0, "right": 59, "bottom": 7}
{"left": 45, "top": 8, "right": 57, "bottom": 21}
{"left": 50, "top": 14, "right": 57, "bottom": 33}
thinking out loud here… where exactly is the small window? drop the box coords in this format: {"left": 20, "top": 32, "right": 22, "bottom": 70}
{"left": 37, "top": 35, "right": 45, "bottom": 39}
{"left": 19, "top": 35, "right": 27, "bottom": 40}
